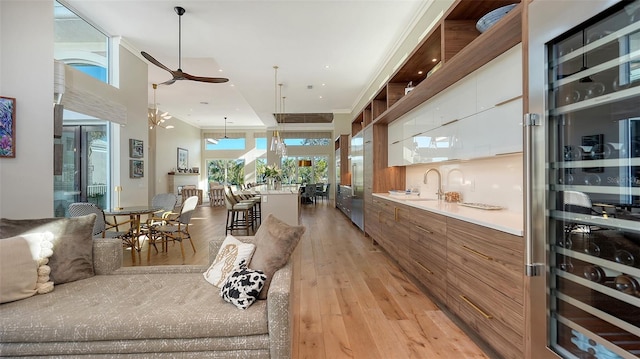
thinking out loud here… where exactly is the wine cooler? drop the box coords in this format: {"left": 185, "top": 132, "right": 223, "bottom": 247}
{"left": 529, "top": 0, "right": 640, "bottom": 358}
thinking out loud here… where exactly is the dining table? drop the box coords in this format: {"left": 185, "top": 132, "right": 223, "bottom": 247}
{"left": 104, "top": 205, "right": 162, "bottom": 263}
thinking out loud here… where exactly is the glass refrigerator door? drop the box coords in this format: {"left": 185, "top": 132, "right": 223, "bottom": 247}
{"left": 546, "top": 1, "right": 640, "bottom": 357}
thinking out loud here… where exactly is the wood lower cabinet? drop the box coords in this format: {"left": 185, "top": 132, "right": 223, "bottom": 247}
{"left": 446, "top": 217, "right": 524, "bottom": 359}
{"left": 370, "top": 196, "right": 525, "bottom": 359}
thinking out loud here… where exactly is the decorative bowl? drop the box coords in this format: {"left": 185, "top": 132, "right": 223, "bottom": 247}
{"left": 476, "top": 4, "right": 517, "bottom": 33}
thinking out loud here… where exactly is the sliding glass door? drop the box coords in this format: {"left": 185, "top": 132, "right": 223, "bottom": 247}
{"left": 54, "top": 123, "right": 109, "bottom": 217}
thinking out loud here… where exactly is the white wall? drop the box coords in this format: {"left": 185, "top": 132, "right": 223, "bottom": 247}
{"left": 115, "top": 45, "right": 149, "bottom": 207}
{"left": 405, "top": 154, "right": 523, "bottom": 213}
{"left": 0, "top": 1, "right": 54, "bottom": 218}
{"left": 0, "top": 1, "right": 150, "bottom": 217}
{"left": 153, "top": 119, "right": 202, "bottom": 196}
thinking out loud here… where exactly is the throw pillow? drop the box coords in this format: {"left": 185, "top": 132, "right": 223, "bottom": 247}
{"left": 0, "top": 214, "right": 97, "bottom": 284}
{"left": 220, "top": 259, "right": 266, "bottom": 310}
{"left": 249, "top": 214, "right": 305, "bottom": 299}
{"left": 0, "top": 232, "right": 55, "bottom": 304}
{"left": 203, "top": 235, "right": 256, "bottom": 287}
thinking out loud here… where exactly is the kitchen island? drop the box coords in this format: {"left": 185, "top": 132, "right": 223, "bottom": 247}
{"left": 259, "top": 189, "right": 301, "bottom": 226}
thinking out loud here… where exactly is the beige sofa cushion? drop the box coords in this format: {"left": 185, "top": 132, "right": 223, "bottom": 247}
{"left": 0, "top": 272, "right": 269, "bottom": 343}
{"left": 0, "top": 233, "right": 54, "bottom": 304}
{"left": 0, "top": 215, "right": 96, "bottom": 284}
{"left": 249, "top": 214, "right": 305, "bottom": 299}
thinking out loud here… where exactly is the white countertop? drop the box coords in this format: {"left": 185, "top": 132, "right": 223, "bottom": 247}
{"left": 256, "top": 190, "right": 300, "bottom": 196}
{"left": 373, "top": 193, "right": 523, "bottom": 236}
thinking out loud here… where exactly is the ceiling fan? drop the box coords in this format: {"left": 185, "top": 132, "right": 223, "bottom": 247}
{"left": 141, "top": 6, "right": 229, "bottom": 85}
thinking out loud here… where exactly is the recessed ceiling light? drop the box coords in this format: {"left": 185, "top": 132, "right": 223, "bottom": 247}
{"left": 418, "top": 70, "right": 423, "bottom": 75}
{"left": 322, "top": 83, "right": 326, "bottom": 86}
{"left": 324, "top": 65, "right": 330, "bottom": 69}
{"left": 432, "top": 58, "right": 438, "bottom": 62}
{"left": 319, "top": 95, "right": 323, "bottom": 99}
{"left": 218, "top": 69, "right": 223, "bottom": 72}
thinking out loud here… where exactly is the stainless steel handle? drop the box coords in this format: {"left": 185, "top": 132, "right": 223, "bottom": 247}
{"left": 524, "top": 113, "right": 543, "bottom": 277}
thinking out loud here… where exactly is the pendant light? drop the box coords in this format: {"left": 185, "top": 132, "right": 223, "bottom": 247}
{"left": 148, "top": 84, "right": 174, "bottom": 129}
{"left": 280, "top": 94, "right": 288, "bottom": 158}
{"left": 270, "top": 66, "right": 281, "bottom": 152}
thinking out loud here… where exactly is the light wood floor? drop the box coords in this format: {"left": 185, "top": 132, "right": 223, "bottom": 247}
{"left": 123, "top": 200, "right": 490, "bottom": 359}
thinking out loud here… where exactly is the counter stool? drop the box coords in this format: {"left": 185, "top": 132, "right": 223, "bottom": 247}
{"left": 224, "top": 192, "right": 254, "bottom": 235}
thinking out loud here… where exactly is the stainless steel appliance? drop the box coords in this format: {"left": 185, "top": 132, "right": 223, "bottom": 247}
{"left": 351, "top": 133, "right": 364, "bottom": 231}
{"left": 528, "top": 1, "right": 640, "bottom": 357}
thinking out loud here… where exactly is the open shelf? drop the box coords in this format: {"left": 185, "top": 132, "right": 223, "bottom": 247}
{"left": 352, "top": 1, "right": 523, "bottom": 132}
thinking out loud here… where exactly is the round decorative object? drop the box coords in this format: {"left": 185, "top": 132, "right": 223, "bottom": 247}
{"left": 476, "top": 4, "right": 518, "bottom": 33}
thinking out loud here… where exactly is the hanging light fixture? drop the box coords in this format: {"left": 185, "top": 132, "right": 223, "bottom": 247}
{"left": 280, "top": 93, "right": 288, "bottom": 158}
{"left": 148, "top": 84, "right": 174, "bottom": 130}
{"left": 270, "top": 66, "right": 281, "bottom": 152}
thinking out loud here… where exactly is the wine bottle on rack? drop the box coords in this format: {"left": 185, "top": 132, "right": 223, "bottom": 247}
{"left": 615, "top": 274, "right": 640, "bottom": 296}
{"left": 583, "top": 265, "right": 614, "bottom": 284}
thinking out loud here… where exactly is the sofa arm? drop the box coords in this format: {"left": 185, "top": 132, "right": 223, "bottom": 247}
{"left": 92, "top": 238, "right": 122, "bottom": 275}
{"left": 267, "top": 260, "right": 293, "bottom": 359}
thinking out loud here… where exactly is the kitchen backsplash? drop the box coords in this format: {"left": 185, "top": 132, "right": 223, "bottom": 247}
{"left": 405, "top": 154, "right": 523, "bottom": 213}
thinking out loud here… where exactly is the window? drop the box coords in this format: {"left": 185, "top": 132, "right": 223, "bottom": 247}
{"left": 207, "top": 159, "right": 245, "bottom": 185}
{"left": 256, "top": 158, "right": 267, "bottom": 182}
{"left": 282, "top": 138, "right": 331, "bottom": 146}
{"left": 280, "top": 156, "right": 329, "bottom": 184}
{"left": 54, "top": 1, "right": 110, "bottom": 83}
{"left": 205, "top": 138, "right": 246, "bottom": 150}
{"left": 255, "top": 137, "right": 267, "bottom": 150}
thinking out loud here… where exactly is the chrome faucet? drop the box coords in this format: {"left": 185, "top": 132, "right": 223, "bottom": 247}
{"left": 424, "top": 168, "right": 444, "bottom": 200}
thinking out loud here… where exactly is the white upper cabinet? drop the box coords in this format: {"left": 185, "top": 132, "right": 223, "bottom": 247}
{"left": 388, "top": 43, "right": 523, "bottom": 166}
{"left": 450, "top": 97, "right": 523, "bottom": 160}
{"left": 388, "top": 120, "right": 404, "bottom": 145}
{"left": 476, "top": 43, "right": 523, "bottom": 112}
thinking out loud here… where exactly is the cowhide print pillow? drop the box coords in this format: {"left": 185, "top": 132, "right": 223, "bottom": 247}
{"left": 220, "top": 259, "right": 266, "bottom": 310}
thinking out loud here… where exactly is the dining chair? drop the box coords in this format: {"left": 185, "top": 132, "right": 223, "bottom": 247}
{"left": 68, "top": 202, "right": 130, "bottom": 239}
{"left": 143, "top": 193, "right": 178, "bottom": 255}
{"left": 148, "top": 196, "right": 199, "bottom": 263}
{"left": 318, "top": 183, "right": 331, "bottom": 202}
{"left": 301, "top": 184, "right": 316, "bottom": 205}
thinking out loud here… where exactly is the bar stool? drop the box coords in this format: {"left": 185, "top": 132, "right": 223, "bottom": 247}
{"left": 224, "top": 191, "right": 254, "bottom": 235}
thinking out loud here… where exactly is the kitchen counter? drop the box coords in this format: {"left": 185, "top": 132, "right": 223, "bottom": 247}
{"left": 259, "top": 190, "right": 301, "bottom": 226}
{"left": 373, "top": 193, "right": 523, "bottom": 236}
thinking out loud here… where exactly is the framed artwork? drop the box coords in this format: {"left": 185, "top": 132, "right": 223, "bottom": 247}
{"left": 177, "top": 147, "right": 188, "bottom": 169}
{"left": 129, "top": 139, "right": 143, "bottom": 158}
{"left": 129, "top": 159, "right": 144, "bottom": 178}
{"left": 0, "top": 96, "right": 16, "bottom": 158}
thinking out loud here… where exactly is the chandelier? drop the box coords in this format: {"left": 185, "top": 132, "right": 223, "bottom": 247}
{"left": 148, "top": 83, "right": 174, "bottom": 130}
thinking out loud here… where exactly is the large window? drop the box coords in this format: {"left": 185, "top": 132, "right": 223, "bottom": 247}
{"left": 280, "top": 132, "right": 332, "bottom": 146}
{"left": 54, "top": 1, "right": 110, "bottom": 83}
{"left": 280, "top": 156, "right": 329, "bottom": 184}
{"left": 207, "top": 159, "right": 245, "bottom": 185}
{"left": 255, "top": 157, "right": 268, "bottom": 183}
{"left": 205, "top": 138, "right": 246, "bottom": 150}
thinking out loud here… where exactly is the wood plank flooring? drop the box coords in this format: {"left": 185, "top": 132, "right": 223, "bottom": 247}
{"left": 123, "top": 200, "right": 489, "bottom": 359}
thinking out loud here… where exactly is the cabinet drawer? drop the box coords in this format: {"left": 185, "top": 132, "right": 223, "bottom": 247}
{"left": 405, "top": 242, "right": 447, "bottom": 303}
{"left": 446, "top": 280, "right": 524, "bottom": 359}
{"left": 446, "top": 218, "right": 524, "bottom": 305}
{"left": 396, "top": 203, "right": 447, "bottom": 237}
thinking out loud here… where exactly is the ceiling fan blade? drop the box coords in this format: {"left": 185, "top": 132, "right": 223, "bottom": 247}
{"left": 182, "top": 71, "right": 229, "bottom": 83}
{"left": 159, "top": 78, "right": 177, "bottom": 86}
{"left": 141, "top": 51, "right": 174, "bottom": 74}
